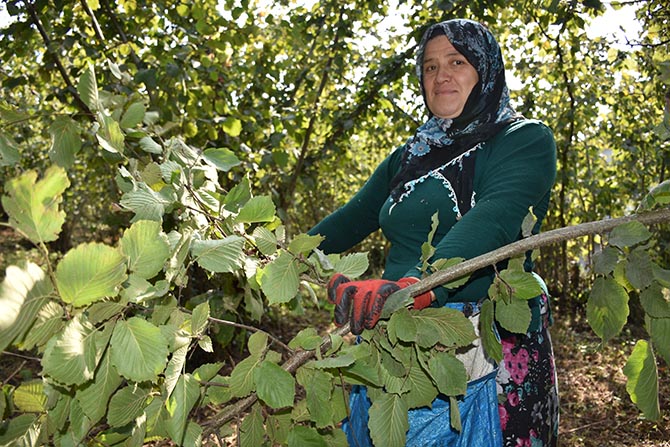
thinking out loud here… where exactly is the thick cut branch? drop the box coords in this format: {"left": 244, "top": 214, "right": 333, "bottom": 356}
{"left": 202, "top": 207, "right": 670, "bottom": 435}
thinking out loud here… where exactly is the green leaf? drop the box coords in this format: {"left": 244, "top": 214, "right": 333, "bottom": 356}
{"left": 165, "top": 345, "right": 189, "bottom": 399}
{"left": 368, "top": 393, "right": 409, "bottom": 447}
{"left": 222, "top": 116, "right": 242, "bottom": 137}
{"left": 78, "top": 64, "right": 99, "bottom": 111}
{"left": 0, "top": 262, "right": 48, "bottom": 334}
{"left": 48, "top": 116, "right": 81, "bottom": 168}
{"left": 139, "top": 136, "right": 163, "bottom": 154}
{"left": 0, "top": 132, "right": 20, "bottom": 166}
{"left": 106, "top": 385, "right": 150, "bottom": 427}
{"left": 428, "top": 352, "right": 467, "bottom": 396}
{"left": 240, "top": 404, "right": 265, "bottom": 447}
{"left": 42, "top": 315, "right": 98, "bottom": 385}
{"left": 193, "top": 362, "right": 224, "bottom": 382}
{"left": 309, "top": 350, "right": 357, "bottom": 368}
{"left": 13, "top": 380, "right": 46, "bottom": 413}
{"left": 521, "top": 207, "right": 538, "bottom": 237}
{"left": 638, "top": 180, "right": 670, "bottom": 211}
{"left": 622, "top": 340, "right": 660, "bottom": 421}
{"left": 183, "top": 421, "right": 203, "bottom": 447}
{"left": 625, "top": 248, "right": 655, "bottom": 290}
{"left": 639, "top": 283, "right": 670, "bottom": 318}
{"left": 647, "top": 317, "right": 670, "bottom": 365}
{"left": 288, "top": 327, "right": 322, "bottom": 351}
{"left": 236, "top": 195, "right": 276, "bottom": 223}
{"left": 404, "top": 361, "right": 439, "bottom": 409}
{"left": 609, "top": 221, "right": 652, "bottom": 248}
{"left": 75, "top": 349, "right": 123, "bottom": 423}
{"left": 479, "top": 299, "right": 502, "bottom": 363}
{"left": 592, "top": 247, "right": 619, "bottom": 275}
{"left": 261, "top": 251, "right": 303, "bottom": 305}
{"left": 204, "top": 375, "right": 232, "bottom": 405}
{"left": 252, "top": 226, "right": 278, "bottom": 256}
{"left": 254, "top": 361, "right": 296, "bottom": 409}
{"left": 0, "top": 414, "right": 42, "bottom": 447}
{"left": 86, "top": 301, "right": 125, "bottom": 325}
{"left": 296, "top": 368, "right": 334, "bottom": 427}
{"left": 21, "top": 300, "right": 64, "bottom": 350}
{"left": 499, "top": 270, "right": 543, "bottom": 300}
{"left": 56, "top": 242, "right": 127, "bottom": 307}
{"left": 495, "top": 296, "right": 532, "bottom": 334}
{"left": 412, "top": 308, "right": 477, "bottom": 349}
{"left": 287, "top": 425, "right": 328, "bottom": 447}
{"left": 267, "top": 411, "right": 292, "bottom": 445}
{"left": 191, "top": 236, "right": 245, "bottom": 273}
{"left": 120, "top": 102, "right": 146, "bottom": 128}
{"left": 388, "top": 308, "right": 418, "bottom": 343}
{"left": 230, "top": 354, "right": 262, "bottom": 398}
{"left": 248, "top": 331, "right": 269, "bottom": 356}
{"left": 191, "top": 301, "right": 210, "bottom": 336}
{"left": 2, "top": 165, "right": 69, "bottom": 243}
{"left": 120, "top": 220, "right": 170, "bottom": 279}
{"left": 288, "top": 233, "right": 323, "bottom": 255}
{"left": 120, "top": 182, "right": 175, "bottom": 222}
{"left": 223, "top": 176, "right": 252, "bottom": 212}
{"left": 110, "top": 317, "right": 169, "bottom": 382}
{"left": 587, "top": 277, "right": 629, "bottom": 343}
{"left": 653, "top": 263, "right": 670, "bottom": 288}
{"left": 333, "top": 252, "right": 369, "bottom": 278}
{"left": 120, "top": 275, "right": 170, "bottom": 304}
{"left": 96, "top": 113, "right": 125, "bottom": 154}
{"left": 449, "top": 395, "right": 462, "bottom": 431}
{"left": 165, "top": 374, "right": 200, "bottom": 444}
{"left": 203, "top": 147, "right": 241, "bottom": 171}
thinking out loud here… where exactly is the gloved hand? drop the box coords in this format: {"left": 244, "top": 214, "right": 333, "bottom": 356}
{"left": 327, "top": 274, "right": 434, "bottom": 335}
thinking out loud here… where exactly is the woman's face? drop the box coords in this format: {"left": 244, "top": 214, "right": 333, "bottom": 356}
{"left": 422, "top": 35, "right": 479, "bottom": 119}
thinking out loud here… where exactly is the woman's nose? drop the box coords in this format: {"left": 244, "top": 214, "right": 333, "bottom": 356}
{"left": 436, "top": 66, "right": 452, "bottom": 82}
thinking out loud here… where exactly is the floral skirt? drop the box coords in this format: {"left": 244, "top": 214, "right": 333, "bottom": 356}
{"left": 496, "top": 294, "right": 559, "bottom": 447}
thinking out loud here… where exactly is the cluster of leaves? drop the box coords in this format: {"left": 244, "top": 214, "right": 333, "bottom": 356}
{"left": 588, "top": 217, "right": 670, "bottom": 421}
{"left": 0, "top": 63, "right": 370, "bottom": 445}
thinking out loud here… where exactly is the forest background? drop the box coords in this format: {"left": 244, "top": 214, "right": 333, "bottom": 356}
{"left": 0, "top": 0, "right": 669, "bottom": 446}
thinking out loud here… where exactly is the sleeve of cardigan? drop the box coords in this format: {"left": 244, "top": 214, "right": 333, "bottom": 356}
{"left": 406, "top": 120, "right": 557, "bottom": 303}
{"left": 308, "top": 148, "right": 403, "bottom": 254}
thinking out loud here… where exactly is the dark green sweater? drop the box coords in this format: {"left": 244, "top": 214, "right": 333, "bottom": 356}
{"left": 309, "top": 119, "right": 557, "bottom": 305}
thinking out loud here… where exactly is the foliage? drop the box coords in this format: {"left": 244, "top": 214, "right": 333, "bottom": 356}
{"left": 0, "top": 0, "right": 669, "bottom": 445}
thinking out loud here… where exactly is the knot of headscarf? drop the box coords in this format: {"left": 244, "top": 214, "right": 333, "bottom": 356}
{"left": 389, "top": 19, "right": 522, "bottom": 216}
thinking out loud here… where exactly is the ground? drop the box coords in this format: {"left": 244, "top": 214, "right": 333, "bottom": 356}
{"left": 552, "top": 308, "right": 670, "bottom": 447}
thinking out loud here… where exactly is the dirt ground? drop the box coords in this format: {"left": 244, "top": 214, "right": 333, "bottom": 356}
{"left": 552, "top": 308, "right": 670, "bottom": 447}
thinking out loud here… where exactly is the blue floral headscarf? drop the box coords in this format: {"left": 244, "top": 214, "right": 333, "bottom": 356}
{"left": 389, "top": 19, "right": 521, "bottom": 216}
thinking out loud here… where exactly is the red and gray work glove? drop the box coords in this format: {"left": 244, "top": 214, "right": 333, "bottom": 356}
{"left": 327, "top": 274, "right": 434, "bottom": 335}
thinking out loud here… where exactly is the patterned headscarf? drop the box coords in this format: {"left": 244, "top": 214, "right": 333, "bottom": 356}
{"left": 388, "top": 19, "right": 521, "bottom": 217}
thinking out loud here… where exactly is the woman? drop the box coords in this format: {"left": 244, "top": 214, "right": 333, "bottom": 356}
{"left": 309, "top": 19, "right": 559, "bottom": 446}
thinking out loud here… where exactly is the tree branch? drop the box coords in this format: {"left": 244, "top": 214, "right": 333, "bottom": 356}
{"left": 202, "top": 207, "right": 670, "bottom": 434}
{"left": 25, "top": 1, "right": 94, "bottom": 120}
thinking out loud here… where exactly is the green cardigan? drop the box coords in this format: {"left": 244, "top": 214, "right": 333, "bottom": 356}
{"left": 309, "top": 119, "right": 557, "bottom": 305}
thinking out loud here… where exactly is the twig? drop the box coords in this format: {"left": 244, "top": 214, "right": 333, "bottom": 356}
{"left": 208, "top": 316, "right": 293, "bottom": 355}
{"left": 2, "top": 360, "right": 27, "bottom": 386}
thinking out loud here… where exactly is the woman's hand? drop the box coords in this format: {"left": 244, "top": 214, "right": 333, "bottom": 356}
{"left": 327, "top": 274, "right": 434, "bottom": 335}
